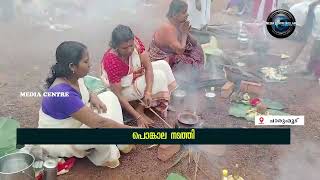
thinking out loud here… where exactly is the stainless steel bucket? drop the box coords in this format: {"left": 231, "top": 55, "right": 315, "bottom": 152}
{"left": 0, "top": 152, "right": 35, "bottom": 180}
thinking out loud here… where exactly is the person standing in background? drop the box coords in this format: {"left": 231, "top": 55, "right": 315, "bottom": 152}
{"left": 277, "top": 0, "right": 288, "bottom": 9}
{"left": 187, "top": 0, "right": 212, "bottom": 31}
{"left": 252, "top": 0, "right": 277, "bottom": 21}
{"left": 290, "top": 0, "right": 320, "bottom": 80}
{"left": 225, "top": 0, "right": 249, "bottom": 16}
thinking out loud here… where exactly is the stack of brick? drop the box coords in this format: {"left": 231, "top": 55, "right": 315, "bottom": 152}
{"left": 221, "top": 81, "right": 235, "bottom": 98}
{"left": 239, "top": 80, "right": 264, "bottom": 96}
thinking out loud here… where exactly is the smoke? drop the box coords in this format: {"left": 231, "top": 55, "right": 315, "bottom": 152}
{"left": 276, "top": 141, "right": 320, "bottom": 180}
{"left": 4, "top": 0, "right": 170, "bottom": 73}
{"left": 173, "top": 63, "right": 203, "bottom": 113}
{"left": 11, "top": 0, "right": 167, "bottom": 35}
{"left": 0, "top": 0, "right": 16, "bottom": 22}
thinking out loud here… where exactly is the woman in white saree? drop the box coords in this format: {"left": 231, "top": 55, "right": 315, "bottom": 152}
{"left": 101, "top": 25, "right": 177, "bottom": 128}
{"left": 38, "top": 41, "right": 134, "bottom": 168}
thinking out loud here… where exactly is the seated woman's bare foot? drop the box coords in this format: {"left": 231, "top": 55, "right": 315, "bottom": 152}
{"left": 118, "top": 145, "right": 136, "bottom": 154}
{"left": 102, "top": 159, "right": 120, "bottom": 168}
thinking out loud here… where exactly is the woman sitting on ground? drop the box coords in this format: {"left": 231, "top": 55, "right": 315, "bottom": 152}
{"left": 101, "top": 25, "right": 177, "bottom": 128}
{"left": 149, "top": 0, "right": 204, "bottom": 74}
{"left": 38, "top": 41, "right": 134, "bottom": 168}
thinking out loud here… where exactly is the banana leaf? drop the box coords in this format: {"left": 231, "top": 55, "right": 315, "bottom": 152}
{"left": 166, "top": 173, "right": 187, "bottom": 180}
{"left": 229, "top": 103, "right": 290, "bottom": 122}
{"left": 0, "top": 117, "right": 20, "bottom": 157}
{"left": 267, "top": 109, "right": 290, "bottom": 116}
{"left": 228, "top": 103, "right": 252, "bottom": 118}
{"left": 262, "top": 98, "right": 284, "bottom": 110}
{"left": 83, "top": 75, "right": 108, "bottom": 94}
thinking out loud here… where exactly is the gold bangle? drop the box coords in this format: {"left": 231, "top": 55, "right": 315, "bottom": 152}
{"left": 144, "top": 91, "right": 152, "bottom": 96}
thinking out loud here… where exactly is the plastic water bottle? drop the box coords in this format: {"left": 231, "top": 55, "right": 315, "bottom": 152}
{"left": 237, "top": 21, "right": 249, "bottom": 50}
{"left": 232, "top": 164, "right": 244, "bottom": 180}
{"left": 221, "top": 169, "right": 229, "bottom": 180}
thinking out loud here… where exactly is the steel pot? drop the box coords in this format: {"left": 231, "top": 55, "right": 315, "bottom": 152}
{"left": 177, "top": 112, "right": 199, "bottom": 125}
{"left": 0, "top": 152, "right": 35, "bottom": 180}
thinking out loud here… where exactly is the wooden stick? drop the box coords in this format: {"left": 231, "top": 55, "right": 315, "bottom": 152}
{"left": 149, "top": 107, "right": 173, "bottom": 128}
{"left": 188, "top": 147, "right": 192, "bottom": 164}
{"left": 147, "top": 144, "right": 158, "bottom": 149}
{"left": 136, "top": 98, "right": 173, "bottom": 128}
{"left": 194, "top": 152, "right": 200, "bottom": 180}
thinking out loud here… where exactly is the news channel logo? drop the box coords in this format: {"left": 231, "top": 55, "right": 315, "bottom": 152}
{"left": 266, "top": 9, "right": 296, "bottom": 38}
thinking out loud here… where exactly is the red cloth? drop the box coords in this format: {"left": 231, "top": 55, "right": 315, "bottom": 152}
{"left": 36, "top": 173, "right": 43, "bottom": 180}
{"left": 57, "top": 157, "right": 76, "bottom": 173}
{"left": 134, "top": 36, "right": 145, "bottom": 54}
{"left": 250, "top": 98, "right": 261, "bottom": 106}
{"left": 102, "top": 36, "right": 145, "bottom": 84}
{"left": 149, "top": 35, "right": 204, "bottom": 71}
{"left": 252, "top": 0, "right": 276, "bottom": 21}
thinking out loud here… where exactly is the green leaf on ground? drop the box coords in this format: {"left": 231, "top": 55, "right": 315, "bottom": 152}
{"left": 228, "top": 103, "right": 252, "bottom": 118}
{"left": 0, "top": 117, "right": 20, "bottom": 157}
{"left": 245, "top": 113, "right": 256, "bottom": 122}
{"left": 262, "top": 98, "right": 284, "bottom": 110}
{"left": 229, "top": 103, "right": 290, "bottom": 122}
{"left": 166, "top": 173, "right": 187, "bottom": 180}
{"left": 267, "top": 109, "right": 290, "bottom": 116}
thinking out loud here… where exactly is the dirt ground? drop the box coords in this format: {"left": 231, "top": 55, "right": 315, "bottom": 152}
{"left": 1, "top": 0, "right": 319, "bottom": 180}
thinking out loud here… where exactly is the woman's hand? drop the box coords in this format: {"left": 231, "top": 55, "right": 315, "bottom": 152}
{"left": 179, "top": 20, "right": 191, "bottom": 34}
{"left": 136, "top": 115, "right": 153, "bottom": 128}
{"left": 90, "top": 93, "right": 107, "bottom": 114}
{"left": 143, "top": 92, "right": 152, "bottom": 108}
{"left": 133, "top": 67, "right": 145, "bottom": 81}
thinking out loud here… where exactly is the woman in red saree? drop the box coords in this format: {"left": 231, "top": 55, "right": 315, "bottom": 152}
{"left": 149, "top": 0, "right": 204, "bottom": 75}
{"left": 101, "top": 25, "right": 177, "bottom": 128}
